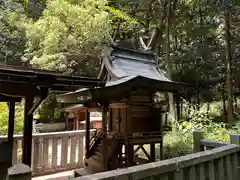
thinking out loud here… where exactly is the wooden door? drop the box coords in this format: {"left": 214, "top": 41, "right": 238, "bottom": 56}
{"left": 109, "top": 103, "right": 130, "bottom": 134}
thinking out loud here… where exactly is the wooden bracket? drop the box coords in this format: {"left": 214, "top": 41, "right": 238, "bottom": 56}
{"left": 28, "top": 87, "right": 48, "bottom": 115}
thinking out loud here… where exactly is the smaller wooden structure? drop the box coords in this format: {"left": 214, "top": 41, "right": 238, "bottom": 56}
{"left": 57, "top": 46, "right": 190, "bottom": 176}
{"left": 80, "top": 114, "right": 102, "bottom": 130}
{"left": 62, "top": 104, "right": 102, "bottom": 130}
{"left": 0, "top": 64, "right": 104, "bottom": 174}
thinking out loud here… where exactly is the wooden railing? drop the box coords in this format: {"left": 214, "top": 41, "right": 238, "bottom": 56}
{"left": 200, "top": 139, "right": 229, "bottom": 150}
{"left": 76, "top": 144, "right": 240, "bottom": 180}
{"left": 193, "top": 130, "right": 230, "bottom": 151}
{"left": 76, "top": 131, "right": 240, "bottom": 180}
{"left": 0, "top": 130, "right": 94, "bottom": 177}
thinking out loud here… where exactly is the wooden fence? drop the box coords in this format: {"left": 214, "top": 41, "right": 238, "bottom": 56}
{"left": 0, "top": 130, "right": 94, "bottom": 177}
{"left": 76, "top": 131, "right": 240, "bottom": 180}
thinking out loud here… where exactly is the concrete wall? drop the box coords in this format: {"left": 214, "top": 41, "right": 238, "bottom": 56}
{"left": 35, "top": 123, "right": 65, "bottom": 132}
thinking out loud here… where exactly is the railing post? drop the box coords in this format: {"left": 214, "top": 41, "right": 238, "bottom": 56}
{"left": 193, "top": 130, "right": 204, "bottom": 152}
{"left": 230, "top": 133, "right": 240, "bottom": 145}
{"left": 230, "top": 133, "right": 240, "bottom": 180}
{"left": 7, "top": 163, "right": 31, "bottom": 180}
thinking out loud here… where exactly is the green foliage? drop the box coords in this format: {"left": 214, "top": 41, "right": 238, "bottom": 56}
{"left": 24, "top": 0, "right": 112, "bottom": 74}
{"left": 37, "top": 94, "right": 61, "bottom": 123}
{"left": 164, "top": 100, "right": 239, "bottom": 151}
{"left": 0, "top": 102, "right": 24, "bottom": 135}
{"left": 0, "top": 0, "right": 28, "bottom": 65}
{"left": 104, "top": 6, "right": 138, "bottom": 24}
{"left": 105, "top": 5, "right": 139, "bottom": 34}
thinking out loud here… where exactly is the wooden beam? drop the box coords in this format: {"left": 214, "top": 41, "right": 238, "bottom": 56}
{"left": 140, "top": 145, "right": 151, "bottom": 161}
{"left": 8, "top": 101, "right": 15, "bottom": 165}
{"left": 133, "top": 145, "right": 141, "bottom": 154}
{"left": 90, "top": 77, "right": 188, "bottom": 104}
{"left": 22, "top": 96, "right": 34, "bottom": 166}
{"left": 0, "top": 95, "right": 21, "bottom": 102}
{"left": 28, "top": 87, "right": 48, "bottom": 115}
{"left": 0, "top": 81, "right": 39, "bottom": 97}
{"left": 0, "top": 65, "right": 105, "bottom": 88}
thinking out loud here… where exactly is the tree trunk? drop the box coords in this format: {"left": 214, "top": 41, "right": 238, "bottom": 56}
{"left": 166, "top": 0, "right": 176, "bottom": 122}
{"left": 224, "top": 0, "right": 234, "bottom": 125}
{"left": 222, "top": 83, "right": 227, "bottom": 121}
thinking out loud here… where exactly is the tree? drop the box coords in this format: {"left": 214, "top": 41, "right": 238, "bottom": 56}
{"left": 24, "top": 0, "right": 112, "bottom": 75}
{"left": 165, "top": 0, "right": 176, "bottom": 121}
{"left": 0, "top": 0, "right": 28, "bottom": 65}
{"left": 223, "top": 0, "right": 233, "bottom": 124}
{"left": 37, "top": 94, "right": 61, "bottom": 123}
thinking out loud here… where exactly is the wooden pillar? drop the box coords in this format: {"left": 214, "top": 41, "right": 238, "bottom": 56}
{"left": 176, "top": 94, "right": 180, "bottom": 121}
{"left": 160, "top": 138, "right": 163, "bottom": 160}
{"left": 126, "top": 145, "right": 134, "bottom": 166}
{"left": 159, "top": 110, "right": 163, "bottom": 160}
{"left": 22, "top": 96, "right": 34, "bottom": 166}
{"left": 180, "top": 98, "right": 183, "bottom": 117}
{"left": 85, "top": 108, "right": 90, "bottom": 158}
{"left": 60, "top": 103, "right": 64, "bottom": 119}
{"left": 73, "top": 113, "right": 76, "bottom": 130}
{"left": 118, "top": 144, "right": 122, "bottom": 165}
{"left": 102, "top": 106, "right": 108, "bottom": 170}
{"left": 150, "top": 143, "right": 155, "bottom": 162}
{"left": 193, "top": 130, "right": 204, "bottom": 152}
{"left": 65, "top": 117, "right": 68, "bottom": 131}
{"left": 125, "top": 106, "right": 133, "bottom": 166}
{"left": 60, "top": 103, "right": 66, "bottom": 130}
{"left": 108, "top": 108, "right": 112, "bottom": 132}
{"left": 8, "top": 101, "right": 15, "bottom": 157}
{"left": 76, "top": 112, "right": 80, "bottom": 130}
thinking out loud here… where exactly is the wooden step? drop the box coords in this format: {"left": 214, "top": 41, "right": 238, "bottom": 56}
{"left": 93, "top": 151, "right": 103, "bottom": 158}
{"left": 95, "top": 145, "right": 102, "bottom": 152}
{"left": 91, "top": 154, "right": 102, "bottom": 162}
{"left": 74, "top": 168, "right": 92, "bottom": 177}
{"left": 84, "top": 158, "right": 104, "bottom": 173}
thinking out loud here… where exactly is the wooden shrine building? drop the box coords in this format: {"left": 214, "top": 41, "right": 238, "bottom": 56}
{"left": 62, "top": 104, "right": 102, "bottom": 130}
{"left": 0, "top": 64, "right": 104, "bottom": 178}
{"left": 57, "top": 46, "right": 189, "bottom": 176}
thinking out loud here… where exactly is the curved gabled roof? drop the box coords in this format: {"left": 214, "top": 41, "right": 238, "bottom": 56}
{"left": 100, "top": 46, "right": 171, "bottom": 86}
{"left": 57, "top": 46, "right": 191, "bottom": 103}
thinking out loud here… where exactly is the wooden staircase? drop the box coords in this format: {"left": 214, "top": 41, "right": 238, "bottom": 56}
{"left": 75, "top": 131, "right": 122, "bottom": 177}
{"left": 107, "top": 133, "right": 123, "bottom": 170}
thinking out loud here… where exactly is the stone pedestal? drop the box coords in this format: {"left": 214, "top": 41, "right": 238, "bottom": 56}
{"left": 7, "top": 163, "right": 31, "bottom": 180}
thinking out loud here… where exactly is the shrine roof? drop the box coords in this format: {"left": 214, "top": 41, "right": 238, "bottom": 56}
{"left": 57, "top": 46, "right": 192, "bottom": 103}
{"left": 99, "top": 46, "right": 171, "bottom": 85}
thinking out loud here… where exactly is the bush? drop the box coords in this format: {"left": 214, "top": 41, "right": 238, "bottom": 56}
{"left": 36, "top": 93, "right": 61, "bottom": 123}
{"left": 0, "top": 102, "right": 24, "bottom": 135}
{"left": 164, "top": 100, "right": 239, "bottom": 152}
